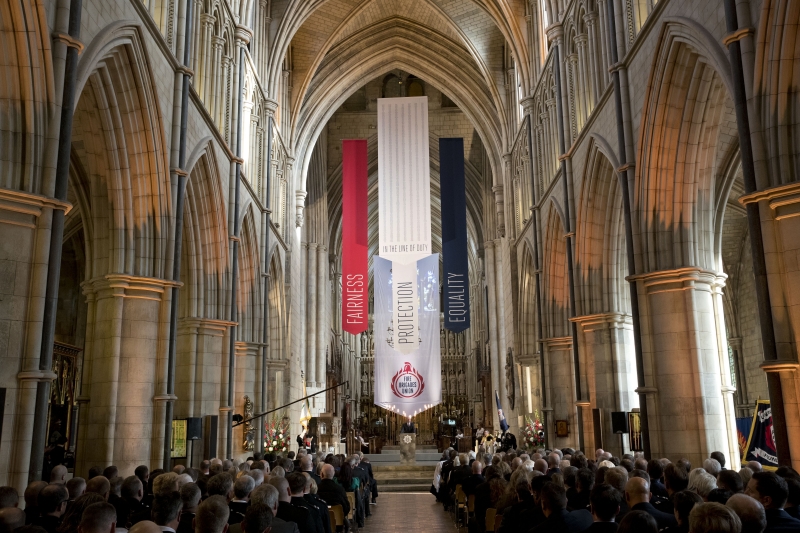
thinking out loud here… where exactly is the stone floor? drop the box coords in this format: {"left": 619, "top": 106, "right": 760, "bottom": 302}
{"left": 360, "top": 492, "right": 462, "bottom": 532}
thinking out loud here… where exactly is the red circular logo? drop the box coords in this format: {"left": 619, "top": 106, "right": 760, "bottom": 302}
{"left": 391, "top": 362, "right": 425, "bottom": 398}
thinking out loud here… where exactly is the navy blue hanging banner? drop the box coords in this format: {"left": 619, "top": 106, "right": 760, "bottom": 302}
{"left": 742, "top": 400, "right": 778, "bottom": 471}
{"left": 440, "top": 138, "right": 470, "bottom": 332}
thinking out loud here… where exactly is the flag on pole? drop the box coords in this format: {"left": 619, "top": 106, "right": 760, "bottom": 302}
{"left": 496, "top": 390, "right": 509, "bottom": 432}
{"left": 300, "top": 372, "right": 312, "bottom": 428}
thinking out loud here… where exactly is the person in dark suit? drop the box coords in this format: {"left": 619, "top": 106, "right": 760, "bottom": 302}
{"left": 603, "top": 469, "right": 630, "bottom": 523}
{"left": 121, "top": 476, "right": 150, "bottom": 527}
{"left": 582, "top": 484, "right": 621, "bottom": 533}
{"left": 501, "top": 432, "right": 517, "bottom": 452}
{"left": 625, "top": 477, "right": 677, "bottom": 530}
{"left": 350, "top": 456, "right": 371, "bottom": 518}
{"left": 152, "top": 491, "right": 182, "bottom": 533}
{"left": 513, "top": 475, "right": 551, "bottom": 532}
{"left": 34, "top": 484, "right": 68, "bottom": 533}
{"left": 316, "top": 465, "right": 350, "bottom": 517}
{"left": 439, "top": 449, "right": 458, "bottom": 510}
{"left": 285, "top": 473, "right": 324, "bottom": 533}
{"left": 300, "top": 476, "right": 331, "bottom": 533}
{"left": 461, "top": 461, "right": 485, "bottom": 496}
{"left": 400, "top": 417, "right": 415, "bottom": 434}
{"left": 229, "top": 476, "right": 255, "bottom": 525}
{"left": 447, "top": 454, "right": 471, "bottom": 494}
{"left": 176, "top": 483, "right": 200, "bottom": 533}
{"left": 745, "top": 471, "right": 800, "bottom": 532}
{"left": 545, "top": 454, "right": 562, "bottom": 477}
{"left": 232, "top": 484, "right": 299, "bottom": 533}
{"left": 497, "top": 479, "right": 535, "bottom": 533}
{"left": 298, "top": 456, "right": 321, "bottom": 488}
{"left": 568, "top": 468, "right": 593, "bottom": 512}
{"left": 359, "top": 456, "right": 378, "bottom": 505}
{"left": 269, "top": 477, "right": 318, "bottom": 533}
{"left": 661, "top": 490, "right": 702, "bottom": 533}
{"left": 529, "top": 482, "right": 593, "bottom": 533}
{"left": 241, "top": 503, "right": 274, "bottom": 533}
{"left": 783, "top": 476, "right": 800, "bottom": 520}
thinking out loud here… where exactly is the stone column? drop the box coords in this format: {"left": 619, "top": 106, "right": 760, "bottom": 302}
{"left": 175, "top": 318, "right": 231, "bottom": 418}
{"left": 298, "top": 242, "right": 307, "bottom": 378}
{"left": 76, "top": 275, "right": 177, "bottom": 476}
{"left": 543, "top": 336, "right": 577, "bottom": 450}
{"left": 572, "top": 313, "right": 638, "bottom": 457}
{"left": 316, "top": 245, "right": 327, "bottom": 389}
{"left": 740, "top": 185, "right": 800, "bottom": 468}
{"left": 306, "top": 242, "right": 318, "bottom": 386}
{"left": 0, "top": 190, "right": 68, "bottom": 490}
{"left": 633, "top": 268, "right": 736, "bottom": 466}
{"left": 484, "top": 241, "right": 500, "bottom": 431}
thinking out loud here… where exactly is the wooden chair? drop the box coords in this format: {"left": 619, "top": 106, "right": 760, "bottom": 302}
{"left": 346, "top": 492, "right": 358, "bottom": 531}
{"left": 493, "top": 514, "right": 503, "bottom": 533}
{"left": 454, "top": 485, "right": 468, "bottom": 526}
{"left": 485, "top": 508, "right": 497, "bottom": 532}
{"left": 467, "top": 494, "right": 475, "bottom": 521}
{"left": 329, "top": 505, "right": 345, "bottom": 533}
{"left": 328, "top": 509, "right": 336, "bottom": 532}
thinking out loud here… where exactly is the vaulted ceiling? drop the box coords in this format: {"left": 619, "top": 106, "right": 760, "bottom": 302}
{"left": 265, "top": 0, "right": 531, "bottom": 190}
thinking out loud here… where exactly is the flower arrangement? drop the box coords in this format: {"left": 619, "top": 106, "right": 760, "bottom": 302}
{"left": 523, "top": 411, "right": 546, "bottom": 450}
{"left": 264, "top": 413, "right": 291, "bottom": 453}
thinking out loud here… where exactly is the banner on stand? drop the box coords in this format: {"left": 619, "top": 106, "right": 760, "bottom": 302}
{"left": 742, "top": 400, "right": 778, "bottom": 471}
{"left": 341, "top": 139, "right": 368, "bottom": 335}
{"left": 440, "top": 138, "right": 470, "bottom": 332}
{"left": 373, "top": 255, "right": 441, "bottom": 415}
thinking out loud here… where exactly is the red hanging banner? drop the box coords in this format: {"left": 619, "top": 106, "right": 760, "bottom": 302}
{"left": 342, "top": 139, "right": 369, "bottom": 334}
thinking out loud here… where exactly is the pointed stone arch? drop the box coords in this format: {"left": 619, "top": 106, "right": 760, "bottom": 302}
{"left": 0, "top": 0, "right": 54, "bottom": 193}
{"left": 181, "top": 139, "right": 229, "bottom": 321}
{"left": 236, "top": 206, "right": 262, "bottom": 343}
{"left": 72, "top": 22, "right": 171, "bottom": 279}
{"left": 542, "top": 202, "right": 569, "bottom": 339}
{"left": 635, "top": 18, "right": 738, "bottom": 274}
{"left": 575, "top": 136, "right": 628, "bottom": 316}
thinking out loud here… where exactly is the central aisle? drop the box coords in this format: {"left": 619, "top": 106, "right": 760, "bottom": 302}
{"left": 360, "top": 492, "right": 457, "bottom": 532}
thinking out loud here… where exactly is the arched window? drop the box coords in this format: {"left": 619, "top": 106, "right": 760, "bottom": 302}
{"left": 382, "top": 74, "right": 403, "bottom": 98}
{"left": 407, "top": 76, "right": 424, "bottom": 97}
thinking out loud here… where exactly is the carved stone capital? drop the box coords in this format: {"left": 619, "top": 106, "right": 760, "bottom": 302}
{"left": 626, "top": 267, "right": 726, "bottom": 295}
{"left": 738, "top": 181, "right": 800, "bottom": 220}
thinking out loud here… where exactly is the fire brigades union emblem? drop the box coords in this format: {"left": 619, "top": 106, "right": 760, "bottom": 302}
{"left": 391, "top": 361, "right": 425, "bottom": 398}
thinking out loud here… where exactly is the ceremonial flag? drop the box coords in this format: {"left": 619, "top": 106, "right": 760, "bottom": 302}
{"left": 742, "top": 400, "right": 778, "bottom": 470}
{"left": 341, "top": 140, "right": 368, "bottom": 334}
{"left": 440, "top": 138, "right": 470, "bottom": 332}
{"left": 496, "top": 390, "right": 509, "bottom": 432}
{"left": 299, "top": 373, "right": 312, "bottom": 428}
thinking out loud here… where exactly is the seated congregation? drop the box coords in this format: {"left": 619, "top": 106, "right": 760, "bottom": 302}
{"left": 431, "top": 447, "right": 800, "bottom": 533}
{"left": 0, "top": 449, "right": 377, "bottom": 533}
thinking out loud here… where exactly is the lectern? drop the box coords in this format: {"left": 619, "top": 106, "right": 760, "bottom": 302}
{"left": 399, "top": 432, "right": 416, "bottom": 464}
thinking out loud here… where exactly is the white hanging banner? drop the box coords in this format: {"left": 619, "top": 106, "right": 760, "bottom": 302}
{"left": 377, "top": 97, "right": 431, "bottom": 262}
{"left": 374, "top": 255, "right": 441, "bottom": 416}
{"left": 375, "top": 96, "right": 439, "bottom": 415}
{"left": 392, "top": 260, "right": 419, "bottom": 354}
